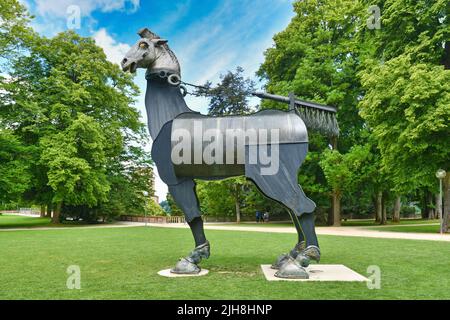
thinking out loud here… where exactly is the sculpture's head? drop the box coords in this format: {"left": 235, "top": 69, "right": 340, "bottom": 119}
{"left": 121, "top": 28, "right": 180, "bottom": 74}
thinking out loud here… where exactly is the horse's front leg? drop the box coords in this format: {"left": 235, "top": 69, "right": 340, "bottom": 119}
{"left": 168, "top": 179, "right": 210, "bottom": 274}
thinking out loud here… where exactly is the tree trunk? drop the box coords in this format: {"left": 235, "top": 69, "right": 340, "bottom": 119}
{"left": 435, "top": 193, "right": 442, "bottom": 221}
{"left": 421, "top": 190, "right": 433, "bottom": 219}
{"left": 234, "top": 185, "right": 241, "bottom": 224}
{"left": 332, "top": 191, "right": 341, "bottom": 226}
{"left": 427, "top": 192, "right": 435, "bottom": 219}
{"left": 40, "top": 205, "right": 46, "bottom": 218}
{"left": 393, "top": 196, "right": 401, "bottom": 223}
{"left": 46, "top": 203, "right": 52, "bottom": 218}
{"left": 376, "top": 191, "right": 382, "bottom": 222}
{"left": 328, "top": 136, "right": 338, "bottom": 226}
{"left": 443, "top": 175, "right": 450, "bottom": 233}
{"left": 52, "top": 202, "right": 62, "bottom": 224}
{"left": 381, "top": 193, "right": 387, "bottom": 225}
{"left": 235, "top": 199, "right": 241, "bottom": 224}
{"left": 328, "top": 205, "right": 334, "bottom": 226}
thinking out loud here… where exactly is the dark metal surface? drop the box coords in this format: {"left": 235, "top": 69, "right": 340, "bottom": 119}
{"left": 253, "top": 91, "right": 340, "bottom": 137}
{"left": 122, "top": 28, "right": 331, "bottom": 278}
{"left": 145, "top": 77, "right": 196, "bottom": 140}
{"left": 171, "top": 110, "right": 308, "bottom": 177}
{"left": 253, "top": 91, "right": 337, "bottom": 113}
{"left": 172, "top": 109, "right": 308, "bottom": 145}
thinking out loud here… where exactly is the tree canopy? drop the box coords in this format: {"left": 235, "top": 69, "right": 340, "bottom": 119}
{"left": 0, "top": 1, "right": 156, "bottom": 222}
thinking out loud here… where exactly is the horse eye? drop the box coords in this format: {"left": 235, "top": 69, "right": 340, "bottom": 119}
{"left": 139, "top": 42, "right": 148, "bottom": 49}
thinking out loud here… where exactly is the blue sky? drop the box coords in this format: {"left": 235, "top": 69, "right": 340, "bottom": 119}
{"left": 21, "top": 0, "right": 295, "bottom": 200}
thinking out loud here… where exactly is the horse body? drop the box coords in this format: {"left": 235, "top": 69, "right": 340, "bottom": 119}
{"left": 122, "top": 28, "right": 321, "bottom": 278}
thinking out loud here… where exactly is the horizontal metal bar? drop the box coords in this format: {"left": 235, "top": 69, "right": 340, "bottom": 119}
{"left": 252, "top": 92, "right": 337, "bottom": 113}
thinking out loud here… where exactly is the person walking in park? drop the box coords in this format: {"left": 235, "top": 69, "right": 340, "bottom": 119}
{"left": 256, "top": 211, "right": 262, "bottom": 223}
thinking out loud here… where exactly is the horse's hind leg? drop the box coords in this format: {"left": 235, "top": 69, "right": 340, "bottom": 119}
{"left": 168, "top": 179, "right": 210, "bottom": 274}
{"left": 271, "top": 209, "right": 306, "bottom": 269}
{"left": 245, "top": 143, "right": 317, "bottom": 278}
{"left": 295, "top": 213, "right": 321, "bottom": 267}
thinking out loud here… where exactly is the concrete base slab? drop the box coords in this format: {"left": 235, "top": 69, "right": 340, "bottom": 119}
{"left": 158, "top": 268, "right": 209, "bottom": 278}
{"left": 261, "top": 264, "right": 368, "bottom": 282}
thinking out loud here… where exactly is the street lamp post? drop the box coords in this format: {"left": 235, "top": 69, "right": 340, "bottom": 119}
{"left": 436, "top": 169, "right": 446, "bottom": 234}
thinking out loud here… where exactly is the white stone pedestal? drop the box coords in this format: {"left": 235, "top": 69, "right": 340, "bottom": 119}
{"left": 158, "top": 269, "right": 209, "bottom": 278}
{"left": 261, "top": 264, "right": 368, "bottom": 282}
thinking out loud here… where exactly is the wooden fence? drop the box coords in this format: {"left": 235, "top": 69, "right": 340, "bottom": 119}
{"left": 120, "top": 215, "right": 186, "bottom": 224}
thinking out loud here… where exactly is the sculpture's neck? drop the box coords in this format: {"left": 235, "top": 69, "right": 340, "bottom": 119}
{"left": 152, "top": 46, "right": 181, "bottom": 75}
{"left": 145, "top": 77, "right": 194, "bottom": 140}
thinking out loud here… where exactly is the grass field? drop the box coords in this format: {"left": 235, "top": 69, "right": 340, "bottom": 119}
{"left": 341, "top": 219, "right": 439, "bottom": 227}
{"left": 209, "top": 219, "right": 440, "bottom": 228}
{"left": 0, "top": 225, "right": 449, "bottom": 299}
{"left": 0, "top": 215, "right": 52, "bottom": 228}
{"left": 368, "top": 224, "right": 441, "bottom": 234}
{"left": 0, "top": 214, "right": 103, "bottom": 229}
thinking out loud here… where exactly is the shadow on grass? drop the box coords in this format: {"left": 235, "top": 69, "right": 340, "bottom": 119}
{"left": 0, "top": 214, "right": 107, "bottom": 229}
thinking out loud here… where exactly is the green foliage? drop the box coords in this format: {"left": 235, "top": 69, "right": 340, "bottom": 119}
{"left": 0, "top": 130, "right": 32, "bottom": 201}
{"left": 359, "top": 54, "right": 450, "bottom": 192}
{"left": 258, "top": 0, "right": 448, "bottom": 221}
{"left": 1, "top": 22, "right": 152, "bottom": 222}
{"left": 258, "top": 0, "right": 367, "bottom": 151}
{"left": 40, "top": 114, "right": 109, "bottom": 206}
{"left": 196, "top": 66, "right": 256, "bottom": 115}
{"left": 363, "top": 0, "right": 449, "bottom": 65}
{"left": 400, "top": 206, "right": 417, "bottom": 217}
{"left": 145, "top": 199, "right": 166, "bottom": 216}
{"left": 0, "top": 0, "right": 31, "bottom": 61}
{"left": 159, "top": 200, "right": 170, "bottom": 213}
{"left": 166, "top": 193, "right": 183, "bottom": 216}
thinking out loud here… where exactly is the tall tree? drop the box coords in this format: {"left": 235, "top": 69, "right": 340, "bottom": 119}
{"left": 2, "top": 29, "right": 148, "bottom": 223}
{"left": 0, "top": 0, "right": 31, "bottom": 60}
{"left": 0, "top": 130, "right": 32, "bottom": 203}
{"left": 258, "top": 0, "right": 369, "bottom": 224}
{"left": 358, "top": 0, "right": 449, "bottom": 230}
{"left": 196, "top": 66, "right": 256, "bottom": 116}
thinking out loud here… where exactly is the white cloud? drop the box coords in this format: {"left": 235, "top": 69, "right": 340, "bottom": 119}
{"left": 92, "top": 28, "right": 130, "bottom": 66}
{"left": 170, "top": 0, "right": 293, "bottom": 88}
{"left": 34, "top": 0, "right": 140, "bottom": 17}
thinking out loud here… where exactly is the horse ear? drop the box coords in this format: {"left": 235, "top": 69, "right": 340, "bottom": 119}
{"left": 152, "top": 38, "right": 168, "bottom": 46}
{"left": 138, "top": 28, "right": 159, "bottom": 39}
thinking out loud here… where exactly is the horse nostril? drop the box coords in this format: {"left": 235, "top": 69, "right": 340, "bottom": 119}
{"left": 122, "top": 58, "right": 128, "bottom": 64}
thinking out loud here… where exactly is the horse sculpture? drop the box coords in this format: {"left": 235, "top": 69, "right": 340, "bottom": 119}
{"left": 121, "top": 28, "right": 337, "bottom": 279}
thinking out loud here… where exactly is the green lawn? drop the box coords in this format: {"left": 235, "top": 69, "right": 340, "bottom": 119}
{"left": 342, "top": 219, "right": 439, "bottom": 227}
{"left": 209, "top": 219, "right": 440, "bottom": 229}
{"left": 0, "top": 214, "right": 105, "bottom": 229}
{"left": 0, "top": 226, "right": 449, "bottom": 299}
{"left": 208, "top": 222, "right": 294, "bottom": 228}
{"left": 0, "top": 215, "right": 52, "bottom": 228}
{"left": 368, "top": 224, "right": 441, "bottom": 234}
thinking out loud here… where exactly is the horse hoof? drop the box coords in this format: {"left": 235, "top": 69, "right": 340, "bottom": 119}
{"left": 275, "top": 257, "right": 309, "bottom": 279}
{"left": 296, "top": 245, "right": 321, "bottom": 268}
{"left": 289, "top": 241, "right": 306, "bottom": 259}
{"left": 271, "top": 241, "right": 307, "bottom": 269}
{"left": 171, "top": 258, "right": 201, "bottom": 274}
{"left": 271, "top": 253, "right": 290, "bottom": 269}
